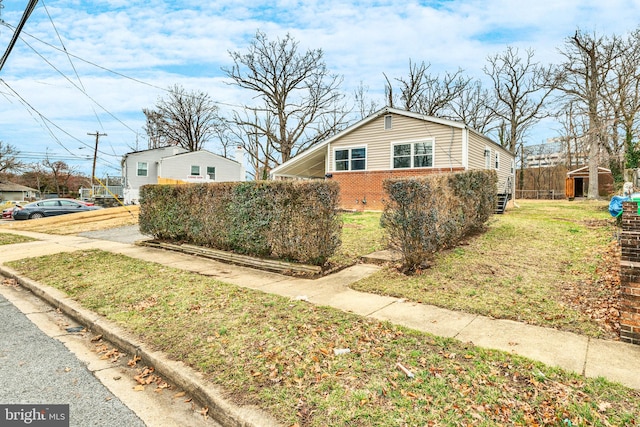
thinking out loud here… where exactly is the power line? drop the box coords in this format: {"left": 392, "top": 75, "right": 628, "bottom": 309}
{"left": 0, "top": 0, "right": 38, "bottom": 72}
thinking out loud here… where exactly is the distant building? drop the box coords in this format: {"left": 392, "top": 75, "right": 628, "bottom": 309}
{"left": 121, "top": 146, "right": 246, "bottom": 204}
{"left": 524, "top": 138, "right": 589, "bottom": 168}
{"left": 0, "top": 181, "right": 38, "bottom": 201}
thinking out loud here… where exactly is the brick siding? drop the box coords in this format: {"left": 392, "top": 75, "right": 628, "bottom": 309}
{"left": 328, "top": 168, "right": 465, "bottom": 211}
{"left": 620, "top": 201, "right": 640, "bottom": 344}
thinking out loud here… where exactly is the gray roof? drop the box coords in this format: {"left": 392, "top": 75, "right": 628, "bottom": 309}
{"left": 0, "top": 181, "right": 38, "bottom": 192}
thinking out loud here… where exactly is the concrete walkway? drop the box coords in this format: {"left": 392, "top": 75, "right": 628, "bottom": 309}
{"left": 1, "top": 229, "right": 639, "bottom": 393}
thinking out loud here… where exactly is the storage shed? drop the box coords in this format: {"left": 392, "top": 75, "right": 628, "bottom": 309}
{"left": 565, "top": 166, "right": 614, "bottom": 198}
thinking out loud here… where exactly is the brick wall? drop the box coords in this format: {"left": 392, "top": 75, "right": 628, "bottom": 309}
{"left": 620, "top": 201, "right": 640, "bottom": 344}
{"left": 328, "top": 168, "right": 465, "bottom": 211}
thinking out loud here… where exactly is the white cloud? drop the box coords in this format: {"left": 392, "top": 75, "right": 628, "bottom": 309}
{"left": 0, "top": 0, "right": 638, "bottom": 176}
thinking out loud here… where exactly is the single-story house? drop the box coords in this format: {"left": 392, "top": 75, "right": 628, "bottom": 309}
{"left": 0, "top": 181, "right": 39, "bottom": 201}
{"left": 121, "top": 146, "right": 246, "bottom": 204}
{"left": 270, "top": 107, "right": 516, "bottom": 211}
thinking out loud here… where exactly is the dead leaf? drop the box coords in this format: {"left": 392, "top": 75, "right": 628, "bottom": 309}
{"left": 200, "top": 407, "right": 209, "bottom": 419}
{"left": 133, "top": 385, "right": 145, "bottom": 391}
{"left": 174, "top": 391, "right": 186, "bottom": 398}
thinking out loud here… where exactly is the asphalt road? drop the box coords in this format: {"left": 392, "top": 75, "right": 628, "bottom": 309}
{"left": 0, "top": 293, "right": 145, "bottom": 427}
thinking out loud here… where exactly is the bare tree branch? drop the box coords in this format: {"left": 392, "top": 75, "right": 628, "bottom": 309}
{"left": 222, "top": 31, "right": 348, "bottom": 174}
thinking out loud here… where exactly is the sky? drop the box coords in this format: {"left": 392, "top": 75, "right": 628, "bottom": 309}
{"left": 0, "top": 0, "right": 639, "bottom": 178}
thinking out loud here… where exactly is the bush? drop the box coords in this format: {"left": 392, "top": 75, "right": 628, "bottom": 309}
{"left": 139, "top": 180, "right": 342, "bottom": 267}
{"left": 381, "top": 170, "right": 497, "bottom": 272}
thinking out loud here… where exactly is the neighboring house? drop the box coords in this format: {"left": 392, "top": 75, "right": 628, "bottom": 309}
{"left": 0, "top": 181, "right": 38, "bottom": 201}
{"left": 270, "top": 107, "right": 516, "bottom": 211}
{"left": 122, "top": 146, "right": 246, "bottom": 204}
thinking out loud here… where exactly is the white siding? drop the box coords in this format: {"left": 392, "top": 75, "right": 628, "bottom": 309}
{"left": 161, "top": 151, "right": 243, "bottom": 182}
{"left": 123, "top": 147, "right": 186, "bottom": 189}
{"left": 329, "top": 113, "right": 466, "bottom": 172}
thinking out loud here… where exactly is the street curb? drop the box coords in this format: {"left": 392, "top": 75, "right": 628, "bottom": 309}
{"left": 0, "top": 265, "right": 281, "bottom": 427}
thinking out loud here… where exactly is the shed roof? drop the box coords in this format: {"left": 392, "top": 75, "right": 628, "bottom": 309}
{"left": 566, "top": 166, "right": 612, "bottom": 178}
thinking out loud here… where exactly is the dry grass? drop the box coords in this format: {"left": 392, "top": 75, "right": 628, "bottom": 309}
{"left": 0, "top": 205, "right": 139, "bottom": 235}
{"left": 6, "top": 250, "right": 639, "bottom": 426}
{"left": 352, "top": 199, "right": 619, "bottom": 338}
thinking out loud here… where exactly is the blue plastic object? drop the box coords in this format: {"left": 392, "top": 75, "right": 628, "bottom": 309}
{"left": 609, "top": 195, "right": 629, "bottom": 217}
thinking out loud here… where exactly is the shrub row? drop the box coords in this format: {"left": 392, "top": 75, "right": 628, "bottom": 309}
{"left": 139, "top": 181, "right": 342, "bottom": 266}
{"left": 381, "top": 170, "right": 497, "bottom": 272}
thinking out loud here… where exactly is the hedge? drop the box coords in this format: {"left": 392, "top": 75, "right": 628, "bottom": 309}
{"left": 139, "top": 180, "right": 342, "bottom": 267}
{"left": 381, "top": 170, "right": 497, "bottom": 272}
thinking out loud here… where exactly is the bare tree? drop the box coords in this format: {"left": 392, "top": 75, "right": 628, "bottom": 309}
{"left": 42, "top": 159, "right": 76, "bottom": 196}
{"left": 0, "top": 141, "right": 23, "bottom": 174}
{"left": 556, "top": 30, "right": 624, "bottom": 199}
{"left": 484, "top": 47, "right": 559, "bottom": 154}
{"left": 601, "top": 28, "right": 640, "bottom": 174}
{"left": 449, "top": 79, "right": 498, "bottom": 133}
{"left": 555, "top": 101, "right": 589, "bottom": 168}
{"left": 223, "top": 31, "right": 348, "bottom": 172}
{"left": 142, "top": 109, "right": 168, "bottom": 149}
{"left": 143, "top": 84, "right": 220, "bottom": 152}
{"left": 353, "top": 81, "right": 380, "bottom": 120}
{"left": 387, "top": 60, "right": 472, "bottom": 118}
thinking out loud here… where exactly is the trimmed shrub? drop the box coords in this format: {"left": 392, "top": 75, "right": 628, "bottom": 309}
{"left": 139, "top": 180, "right": 342, "bottom": 267}
{"left": 381, "top": 170, "right": 497, "bottom": 272}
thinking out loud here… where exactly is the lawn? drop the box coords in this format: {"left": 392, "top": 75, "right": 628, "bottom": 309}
{"left": 350, "top": 200, "right": 620, "bottom": 339}
{"left": 0, "top": 232, "right": 36, "bottom": 245}
{"left": 5, "top": 249, "right": 639, "bottom": 426}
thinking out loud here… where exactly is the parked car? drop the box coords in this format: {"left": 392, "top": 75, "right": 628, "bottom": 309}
{"left": 12, "top": 198, "right": 102, "bottom": 220}
{"left": 1, "top": 201, "right": 25, "bottom": 220}
{"left": 2, "top": 207, "right": 14, "bottom": 219}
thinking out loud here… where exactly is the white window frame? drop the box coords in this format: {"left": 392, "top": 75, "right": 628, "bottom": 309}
{"left": 495, "top": 152, "right": 500, "bottom": 170}
{"left": 484, "top": 147, "right": 491, "bottom": 169}
{"left": 206, "top": 166, "right": 216, "bottom": 180}
{"left": 391, "top": 139, "right": 435, "bottom": 169}
{"left": 136, "top": 162, "right": 148, "bottom": 177}
{"left": 191, "top": 165, "right": 200, "bottom": 176}
{"left": 333, "top": 146, "right": 367, "bottom": 171}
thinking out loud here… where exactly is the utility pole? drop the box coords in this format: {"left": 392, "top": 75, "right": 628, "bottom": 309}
{"left": 87, "top": 131, "right": 107, "bottom": 188}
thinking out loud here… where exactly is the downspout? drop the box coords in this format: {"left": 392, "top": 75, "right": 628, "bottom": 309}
{"left": 448, "top": 125, "right": 455, "bottom": 172}
{"left": 462, "top": 127, "right": 469, "bottom": 170}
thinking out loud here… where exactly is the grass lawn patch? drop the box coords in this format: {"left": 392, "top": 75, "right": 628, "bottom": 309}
{"left": 6, "top": 250, "right": 639, "bottom": 426}
{"left": 352, "top": 200, "right": 620, "bottom": 338}
{"left": 0, "top": 232, "right": 36, "bottom": 245}
{"left": 330, "top": 211, "right": 386, "bottom": 267}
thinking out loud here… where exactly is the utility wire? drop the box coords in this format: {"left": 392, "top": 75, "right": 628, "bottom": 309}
{"left": 0, "top": 0, "right": 38, "bottom": 72}
{"left": 1, "top": 21, "right": 247, "bottom": 110}
{"left": 0, "top": 79, "right": 119, "bottom": 160}
{"left": 19, "top": 36, "right": 138, "bottom": 134}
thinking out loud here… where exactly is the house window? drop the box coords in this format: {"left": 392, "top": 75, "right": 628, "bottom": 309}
{"left": 495, "top": 152, "right": 500, "bottom": 169}
{"left": 137, "top": 162, "right": 148, "bottom": 177}
{"left": 207, "top": 166, "right": 215, "bottom": 180}
{"left": 511, "top": 159, "right": 515, "bottom": 174}
{"left": 334, "top": 147, "right": 366, "bottom": 171}
{"left": 392, "top": 141, "right": 433, "bottom": 169}
{"left": 384, "top": 115, "right": 392, "bottom": 130}
{"left": 484, "top": 148, "right": 491, "bottom": 169}
{"left": 191, "top": 165, "right": 200, "bottom": 176}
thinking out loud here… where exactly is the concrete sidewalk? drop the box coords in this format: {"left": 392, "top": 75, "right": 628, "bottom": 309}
{"left": 1, "top": 229, "right": 639, "bottom": 392}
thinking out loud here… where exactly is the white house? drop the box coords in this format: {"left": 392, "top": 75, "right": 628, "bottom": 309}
{"left": 122, "top": 146, "right": 246, "bottom": 204}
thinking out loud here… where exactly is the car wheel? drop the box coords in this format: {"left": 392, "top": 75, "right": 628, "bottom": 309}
{"left": 29, "top": 212, "right": 44, "bottom": 219}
